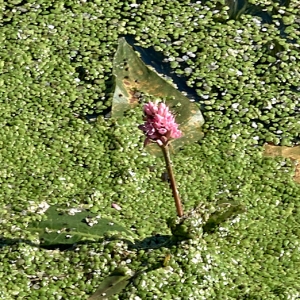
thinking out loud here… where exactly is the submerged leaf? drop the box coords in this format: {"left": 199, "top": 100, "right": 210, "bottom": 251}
{"left": 112, "top": 38, "right": 204, "bottom": 155}
{"left": 263, "top": 144, "right": 300, "bottom": 183}
{"left": 27, "top": 206, "right": 131, "bottom": 246}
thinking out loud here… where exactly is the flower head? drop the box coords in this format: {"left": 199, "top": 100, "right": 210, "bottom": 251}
{"left": 139, "top": 101, "right": 182, "bottom": 146}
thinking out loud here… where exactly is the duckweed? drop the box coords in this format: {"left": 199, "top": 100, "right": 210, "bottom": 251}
{"left": 0, "top": 0, "right": 300, "bottom": 299}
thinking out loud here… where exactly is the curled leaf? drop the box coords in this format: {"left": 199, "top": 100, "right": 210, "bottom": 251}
{"left": 112, "top": 38, "right": 204, "bottom": 156}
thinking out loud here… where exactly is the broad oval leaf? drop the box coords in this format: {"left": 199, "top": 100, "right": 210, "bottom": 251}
{"left": 111, "top": 38, "right": 205, "bottom": 156}
{"left": 27, "top": 206, "right": 132, "bottom": 246}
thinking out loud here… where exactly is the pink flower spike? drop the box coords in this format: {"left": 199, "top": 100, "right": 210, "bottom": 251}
{"left": 139, "top": 101, "right": 182, "bottom": 146}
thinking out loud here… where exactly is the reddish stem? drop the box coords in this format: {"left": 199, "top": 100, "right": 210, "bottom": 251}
{"left": 161, "top": 144, "right": 183, "bottom": 217}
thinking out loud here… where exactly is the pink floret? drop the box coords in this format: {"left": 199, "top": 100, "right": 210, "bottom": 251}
{"left": 139, "top": 101, "right": 182, "bottom": 146}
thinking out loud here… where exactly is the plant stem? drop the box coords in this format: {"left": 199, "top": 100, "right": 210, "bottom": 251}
{"left": 161, "top": 144, "right": 183, "bottom": 217}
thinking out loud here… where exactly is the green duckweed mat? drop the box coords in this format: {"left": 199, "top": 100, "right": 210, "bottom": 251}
{"left": 0, "top": 0, "right": 300, "bottom": 299}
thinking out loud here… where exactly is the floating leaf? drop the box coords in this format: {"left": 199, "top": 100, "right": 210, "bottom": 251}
{"left": 88, "top": 274, "right": 131, "bottom": 300}
{"left": 263, "top": 144, "right": 300, "bottom": 184}
{"left": 111, "top": 38, "right": 204, "bottom": 156}
{"left": 88, "top": 267, "right": 147, "bottom": 300}
{"left": 27, "top": 206, "right": 131, "bottom": 246}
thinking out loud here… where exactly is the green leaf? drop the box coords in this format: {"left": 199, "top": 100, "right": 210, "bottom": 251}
{"left": 111, "top": 38, "right": 205, "bottom": 156}
{"left": 27, "top": 206, "right": 132, "bottom": 246}
{"left": 203, "top": 201, "right": 246, "bottom": 233}
{"left": 87, "top": 274, "right": 131, "bottom": 300}
{"left": 88, "top": 267, "right": 148, "bottom": 299}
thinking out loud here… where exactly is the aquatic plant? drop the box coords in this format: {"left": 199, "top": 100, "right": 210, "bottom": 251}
{"left": 1, "top": 0, "right": 300, "bottom": 299}
{"left": 139, "top": 101, "right": 183, "bottom": 217}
